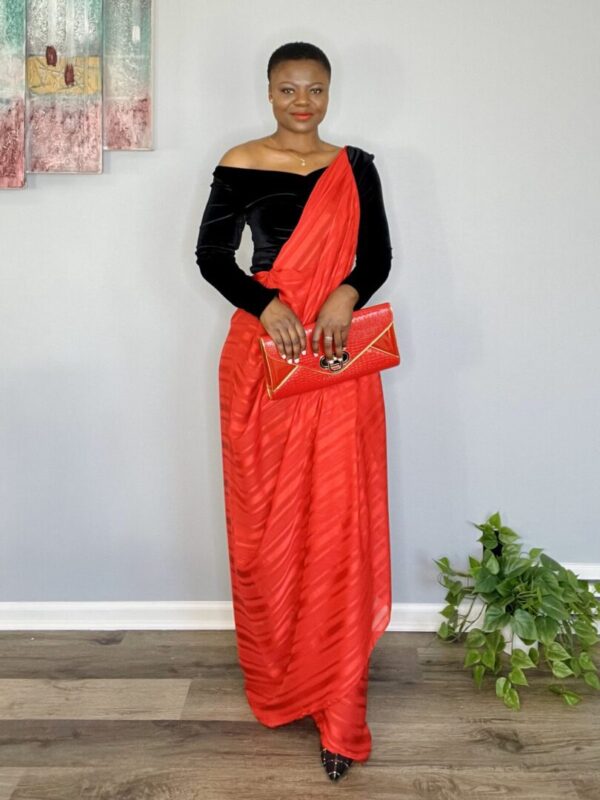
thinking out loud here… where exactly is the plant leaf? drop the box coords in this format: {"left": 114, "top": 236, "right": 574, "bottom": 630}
{"left": 473, "top": 565, "right": 499, "bottom": 590}
{"left": 486, "top": 631, "right": 504, "bottom": 652}
{"left": 512, "top": 609, "right": 538, "bottom": 641}
{"left": 551, "top": 660, "right": 575, "bottom": 679}
{"left": 480, "top": 530, "right": 498, "bottom": 550}
{"left": 484, "top": 553, "right": 500, "bottom": 575}
{"left": 583, "top": 671, "right": 600, "bottom": 690}
{"left": 482, "top": 605, "right": 506, "bottom": 631}
{"left": 473, "top": 664, "right": 486, "bottom": 688}
{"left": 570, "top": 658, "right": 582, "bottom": 678}
{"left": 502, "top": 557, "right": 530, "bottom": 578}
{"left": 548, "top": 684, "right": 565, "bottom": 695}
{"left": 464, "top": 649, "right": 481, "bottom": 667}
{"left": 503, "top": 686, "right": 520, "bottom": 710}
{"left": 433, "top": 557, "right": 452, "bottom": 574}
{"left": 545, "top": 641, "right": 571, "bottom": 661}
{"left": 563, "top": 690, "right": 583, "bottom": 706}
{"left": 481, "top": 649, "right": 496, "bottom": 669}
{"left": 579, "top": 652, "right": 598, "bottom": 672}
{"left": 536, "top": 616, "right": 560, "bottom": 644}
{"left": 468, "top": 555, "right": 481, "bottom": 572}
{"left": 508, "top": 667, "right": 529, "bottom": 686}
{"left": 499, "top": 526, "right": 520, "bottom": 543}
{"left": 440, "top": 603, "right": 456, "bottom": 619}
{"left": 511, "top": 648, "right": 537, "bottom": 669}
{"left": 540, "top": 595, "right": 568, "bottom": 621}
{"left": 539, "top": 553, "right": 566, "bottom": 574}
{"left": 466, "top": 629, "right": 487, "bottom": 648}
{"left": 488, "top": 511, "right": 502, "bottom": 528}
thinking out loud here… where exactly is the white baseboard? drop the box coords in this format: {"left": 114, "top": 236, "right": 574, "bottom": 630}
{"left": 0, "top": 564, "right": 597, "bottom": 631}
{"left": 0, "top": 600, "right": 447, "bottom": 631}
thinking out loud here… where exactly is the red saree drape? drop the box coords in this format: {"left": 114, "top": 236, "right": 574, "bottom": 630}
{"left": 218, "top": 145, "right": 392, "bottom": 761}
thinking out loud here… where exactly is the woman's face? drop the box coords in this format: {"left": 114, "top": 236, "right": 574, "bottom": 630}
{"left": 268, "top": 59, "right": 330, "bottom": 133}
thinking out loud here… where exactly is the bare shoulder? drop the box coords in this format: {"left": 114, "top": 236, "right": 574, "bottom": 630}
{"left": 218, "top": 138, "right": 274, "bottom": 168}
{"left": 217, "top": 138, "right": 273, "bottom": 168}
{"left": 217, "top": 142, "right": 255, "bottom": 168}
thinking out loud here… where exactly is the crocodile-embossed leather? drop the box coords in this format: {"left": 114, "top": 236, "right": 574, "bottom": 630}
{"left": 258, "top": 301, "right": 400, "bottom": 400}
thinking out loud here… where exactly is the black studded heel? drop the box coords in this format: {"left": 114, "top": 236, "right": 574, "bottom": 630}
{"left": 320, "top": 743, "right": 354, "bottom": 781}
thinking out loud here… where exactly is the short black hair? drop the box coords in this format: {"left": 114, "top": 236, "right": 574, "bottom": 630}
{"left": 267, "top": 42, "right": 331, "bottom": 82}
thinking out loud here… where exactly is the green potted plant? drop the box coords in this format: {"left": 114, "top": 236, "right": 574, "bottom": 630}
{"left": 434, "top": 511, "right": 600, "bottom": 709}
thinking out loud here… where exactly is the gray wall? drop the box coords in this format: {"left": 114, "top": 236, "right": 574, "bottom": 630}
{"left": 1, "top": 0, "right": 599, "bottom": 604}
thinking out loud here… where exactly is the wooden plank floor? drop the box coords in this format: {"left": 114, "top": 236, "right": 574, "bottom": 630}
{"left": 0, "top": 630, "right": 598, "bottom": 799}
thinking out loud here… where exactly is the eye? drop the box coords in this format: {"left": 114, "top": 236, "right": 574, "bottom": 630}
{"left": 281, "top": 88, "right": 294, "bottom": 94}
{"left": 311, "top": 88, "right": 323, "bottom": 93}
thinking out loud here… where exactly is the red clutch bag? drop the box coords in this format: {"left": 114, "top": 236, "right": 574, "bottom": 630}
{"left": 258, "top": 301, "right": 401, "bottom": 400}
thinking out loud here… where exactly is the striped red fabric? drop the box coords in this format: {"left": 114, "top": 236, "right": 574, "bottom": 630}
{"left": 217, "top": 145, "right": 392, "bottom": 761}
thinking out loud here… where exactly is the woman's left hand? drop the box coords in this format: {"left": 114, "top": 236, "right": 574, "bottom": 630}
{"left": 311, "top": 285, "right": 360, "bottom": 360}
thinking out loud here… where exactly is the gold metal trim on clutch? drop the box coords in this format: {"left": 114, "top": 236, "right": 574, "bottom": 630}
{"left": 258, "top": 337, "right": 299, "bottom": 398}
{"left": 260, "top": 319, "right": 398, "bottom": 398}
{"left": 270, "top": 363, "right": 299, "bottom": 395}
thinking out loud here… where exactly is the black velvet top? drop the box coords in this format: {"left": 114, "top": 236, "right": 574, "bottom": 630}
{"left": 195, "top": 144, "right": 393, "bottom": 319}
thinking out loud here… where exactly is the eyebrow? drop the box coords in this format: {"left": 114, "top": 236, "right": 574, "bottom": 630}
{"left": 276, "top": 81, "right": 325, "bottom": 86}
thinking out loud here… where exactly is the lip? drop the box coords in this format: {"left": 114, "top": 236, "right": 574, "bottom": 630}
{"left": 292, "top": 113, "right": 313, "bottom": 119}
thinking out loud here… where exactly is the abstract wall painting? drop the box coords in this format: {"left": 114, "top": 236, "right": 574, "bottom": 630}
{"left": 1, "top": 0, "right": 153, "bottom": 188}
{"left": 0, "top": 0, "right": 26, "bottom": 188}
{"left": 103, "top": 0, "right": 152, "bottom": 150}
{"left": 26, "top": 0, "right": 103, "bottom": 173}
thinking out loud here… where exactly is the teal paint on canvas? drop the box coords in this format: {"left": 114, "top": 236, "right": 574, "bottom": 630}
{"left": 103, "top": 0, "right": 152, "bottom": 150}
{"left": 1, "top": 0, "right": 25, "bottom": 47}
{"left": 0, "top": 0, "right": 26, "bottom": 187}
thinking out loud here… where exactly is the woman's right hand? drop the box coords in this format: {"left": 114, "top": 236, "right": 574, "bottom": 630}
{"left": 259, "top": 297, "right": 307, "bottom": 364}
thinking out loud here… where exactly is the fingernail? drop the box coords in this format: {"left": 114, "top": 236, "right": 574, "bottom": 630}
{"left": 280, "top": 353, "right": 286, "bottom": 359}
{"left": 294, "top": 358, "right": 299, "bottom": 363}
{"left": 301, "top": 349, "right": 306, "bottom": 355}
{"left": 313, "top": 351, "right": 318, "bottom": 357}
{"left": 287, "top": 358, "right": 293, "bottom": 364}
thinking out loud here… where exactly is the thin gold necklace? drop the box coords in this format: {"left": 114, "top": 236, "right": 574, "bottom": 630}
{"left": 268, "top": 136, "right": 313, "bottom": 167}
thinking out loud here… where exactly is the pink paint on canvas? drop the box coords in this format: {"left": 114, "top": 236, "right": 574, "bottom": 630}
{"left": 104, "top": 96, "right": 151, "bottom": 150}
{"left": 0, "top": 99, "right": 25, "bottom": 188}
{"left": 27, "top": 99, "right": 102, "bottom": 173}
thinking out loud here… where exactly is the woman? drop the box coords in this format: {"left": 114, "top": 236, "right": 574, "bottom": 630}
{"left": 195, "top": 41, "right": 393, "bottom": 781}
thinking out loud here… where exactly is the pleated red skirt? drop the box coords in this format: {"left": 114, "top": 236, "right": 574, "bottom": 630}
{"left": 218, "top": 146, "right": 392, "bottom": 761}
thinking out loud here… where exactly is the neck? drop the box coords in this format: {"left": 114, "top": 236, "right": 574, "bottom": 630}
{"left": 269, "top": 129, "right": 322, "bottom": 154}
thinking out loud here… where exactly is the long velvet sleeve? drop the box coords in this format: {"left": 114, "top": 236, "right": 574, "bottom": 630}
{"left": 337, "top": 156, "right": 393, "bottom": 308}
{"left": 195, "top": 173, "right": 280, "bottom": 319}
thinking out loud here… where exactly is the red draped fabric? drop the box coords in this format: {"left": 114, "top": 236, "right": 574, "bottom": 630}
{"left": 218, "top": 145, "right": 392, "bottom": 761}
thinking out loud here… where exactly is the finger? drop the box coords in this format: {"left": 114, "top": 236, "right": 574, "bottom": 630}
{"left": 273, "top": 330, "right": 287, "bottom": 359}
{"left": 340, "top": 323, "right": 349, "bottom": 351}
{"left": 287, "top": 323, "right": 301, "bottom": 362}
{"left": 279, "top": 327, "right": 294, "bottom": 362}
{"left": 323, "top": 327, "right": 334, "bottom": 360}
{"left": 294, "top": 321, "right": 307, "bottom": 356}
{"left": 333, "top": 327, "right": 344, "bottom": 359}
{"left": 311, "top": 322, "right": 322, "bottom": 357}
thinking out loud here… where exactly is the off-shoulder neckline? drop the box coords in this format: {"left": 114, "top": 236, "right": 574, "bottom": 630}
{"left": 214, "top": 144, "right": 349, "bottom": 178}
{"left": 214, "top": 164, "right": 327, "bottom": 178}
